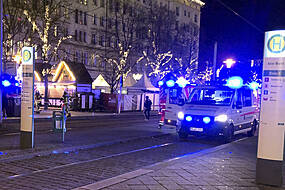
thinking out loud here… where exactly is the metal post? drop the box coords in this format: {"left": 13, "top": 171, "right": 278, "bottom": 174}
{"left": 212, "top": 41, "right": 218, "bottom": 81}
{"left": 118, "top": 75, "right": 122, "bottom": 114}
{"left": 0, "top": 0, "right": 3, "bottom": 127}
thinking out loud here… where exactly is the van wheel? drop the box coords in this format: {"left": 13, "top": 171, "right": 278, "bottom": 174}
{"left": 247, "top": 120, "right": 257, "bottom": 137}
{"left": 178, "top": 132, "right": 188, "bottom": 140}
{"left": 224, "top": 124, "right": 234, "bottom": 143}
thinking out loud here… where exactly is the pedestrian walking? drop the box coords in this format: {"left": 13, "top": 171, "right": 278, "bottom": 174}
{"left": 144, "top": 96, "right": 152, "bottom": 120}
{"left": 2, "top": 92, "right": 8, "bottom": 118}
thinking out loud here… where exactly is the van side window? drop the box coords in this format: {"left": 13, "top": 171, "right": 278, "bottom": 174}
{"left": 169, "top": 89, "right": 185, "bottom": 104}
{"left": 169, "top": 89, "right": 178, "bottom": 104}
{"left": 243, "top": 90, "right": 252, "bottom": 107}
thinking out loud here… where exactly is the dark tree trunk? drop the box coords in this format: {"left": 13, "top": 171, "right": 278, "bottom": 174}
{"left": 44, "top": 74, "right": 49, "bottom": 110}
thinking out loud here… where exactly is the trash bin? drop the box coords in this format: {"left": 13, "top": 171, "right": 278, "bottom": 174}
{"left": 52, "top": 111, "right": 66, "bottom": 133}
{"left": 6, "top": 96, "right": 21, "bottom": 117}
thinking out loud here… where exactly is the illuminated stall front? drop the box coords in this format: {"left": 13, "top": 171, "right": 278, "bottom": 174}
{"left": 35, "top": 61, "right": 92, "bottom": 107}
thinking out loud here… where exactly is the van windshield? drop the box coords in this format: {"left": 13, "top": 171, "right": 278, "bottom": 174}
{"left": 187, "top": 88, "right": 234, "bottom": 106}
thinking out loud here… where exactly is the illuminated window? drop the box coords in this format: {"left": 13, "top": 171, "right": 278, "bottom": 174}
{"left": 79, "top": 11, "right": 83, "bottom": 24}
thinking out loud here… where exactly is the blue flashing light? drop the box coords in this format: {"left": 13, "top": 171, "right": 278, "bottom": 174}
{"left": 166, "top": 80, "right": 175, "bottom": 87}
{"left": 203, "top": 117, "right": 211, "bottom": 124}
{"left": 158, "top": 80, "right": 164, "bottom": 86}
{"left": 226, "top": 76, "right": 243, "bottom": 89}
{"left": 176, "top": 77, "right": 189, "bottom": 88}
{"left": 185, "top": 116, "right": 192, "bottom": 122}
{"left": 2, "top": 80, "right": 11, "bottom": 87}
{"left": 15, "top": 83, "right": 19, "bottom": 87}
{"left": 248, "top": 81, "right": 259, "bottom": 90}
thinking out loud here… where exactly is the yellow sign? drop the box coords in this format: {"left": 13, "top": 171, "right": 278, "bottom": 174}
{"left": 23, "top": 50, "right": 31, "bottom": 62}
{"left": 265, "top": 31, "right": 285, "bottom": 58}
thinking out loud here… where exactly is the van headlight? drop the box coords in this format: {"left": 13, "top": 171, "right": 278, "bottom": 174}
{"left": 177, "top": 112, "right": 184, "bottom": 120}
{"left": 214, "top": 114, "right": 228, "bottom": 122}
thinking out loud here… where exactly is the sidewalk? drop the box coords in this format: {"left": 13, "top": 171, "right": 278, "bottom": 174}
{"left": 3, "top": 109, "right": 155, "bottom": 122}
{"left": 75, "top": 136, "right": 284, "bottom": 190}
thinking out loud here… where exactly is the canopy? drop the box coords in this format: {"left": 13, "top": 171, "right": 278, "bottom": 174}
{"left": 92, "top": 74, "right": 110, "bottom": 89}
{"left": 127, "top": 72, "right": 159, "bottom": 94}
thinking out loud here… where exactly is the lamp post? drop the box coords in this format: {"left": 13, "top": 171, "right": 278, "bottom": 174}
{"left": 223, "top": 58, "right": 236, "bottom": 69}
{"left": 216, "top": 58, "right": 236, "bottom": 78}
{"left": 0, "top": 0, "right": 3, "bottom": 127}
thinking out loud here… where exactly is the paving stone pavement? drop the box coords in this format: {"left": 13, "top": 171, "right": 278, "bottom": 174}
{"left": 75, "top": 137, "right": 285, "bottom": 190}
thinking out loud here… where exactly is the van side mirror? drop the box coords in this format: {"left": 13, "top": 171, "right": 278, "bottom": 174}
{"left": 236, "top": 101, "right": 242, "bottom": 109}
{"left": 178, "top": 98, "right": 185, "bottom": 106}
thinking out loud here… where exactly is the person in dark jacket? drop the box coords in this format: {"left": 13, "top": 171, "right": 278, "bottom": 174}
{"left": 144, "top": 96, "right": 152, "bottom": 120}
{"left": 2, "top": 92, "right": 8, "bottom": 118}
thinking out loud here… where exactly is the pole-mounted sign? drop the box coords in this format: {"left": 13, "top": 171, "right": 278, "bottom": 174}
{"left": 257, "top": 30, "right": 285, "bottom": 186}
{"left": 20, "top": 47, "right": 35, "bottom": 149}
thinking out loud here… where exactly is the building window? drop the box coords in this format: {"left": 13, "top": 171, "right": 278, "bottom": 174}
{"left": 79, "top": 31, "right": 82, "bottom": 41}
{"left": 176, "top": 7, "right": 180, "bottom": 16}
{"left": 75, "top": 9, "right": 78, "bottom": 23}
{"left": 99, "top": 35, "right": 104, "bottom": 46}
{"left": 93, "top": 14, "right": 97, "bottom": 25}
{"left": 188, "top": 12, "right": 190, "bottom": 17}
{"left": 194, "top": 14, "right": 198, "bottom": 23}
{"left": 109, "top": 0, "right": 113, "bottom": 11}
{"left": 74, "top": 30, "right": 78, "bottom": 41}
{"left": 84, "top": 52, "right": 88, "bottom": 65}
{"left": 92, "top": 34, "right": 96, "bottom": 44}
{"left": 83, "top": 32, "right": 87, "bottom": 42}
{"left": 175, "top": 21, "right": 179, "bottom": 30}
{"left": 184, "top": 10, "right": 186, "bottom": 16}
{"left": 84, "top": 12, "right": 87, "bottom": 25}
{"left": 93, "top": 0, "right": 97, "bottom": 6}
{"left": 100, "top": 16, "right": 104, "bottom": 27}
{"left": 64, "top": 7, "right": 69, "bottom": 19}
{"left": 100, "top": 0, "right": 104, "bottom": 7}
{"left": 79, "top": 11, "right": 83, "bottom": 24}
{"left": 75, "top": 51, "right": 80, "bottom": 62}
{"left": 106, "top": 37, "right": 111, "bottom": 47}
{"left": 108, "top": 18, "right": 112, "bottom": 29}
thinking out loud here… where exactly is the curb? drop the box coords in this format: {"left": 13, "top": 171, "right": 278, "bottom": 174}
{"left": 73, "top": 138, "right": 249, "bottom": 190}
{"left": 2, "top": 112, "right": 159, "bottom": 123}
{"left": 0, "top": 133, "right": 172, "bottom": 163}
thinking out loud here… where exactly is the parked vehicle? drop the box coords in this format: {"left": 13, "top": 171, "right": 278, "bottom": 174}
{"left": 176, "top": 84, "right": 259, "bottom": 142}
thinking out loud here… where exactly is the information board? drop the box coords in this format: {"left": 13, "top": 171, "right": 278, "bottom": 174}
{"left": 20, "top": 47, "right": 35, "bottom": 148}
{"left": 258, "top": 30, "right": 285, "bottom": 161}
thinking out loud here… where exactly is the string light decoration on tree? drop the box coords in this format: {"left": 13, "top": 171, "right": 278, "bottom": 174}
{"left": 23, "top": 1, "right": 72, "bottom": 110}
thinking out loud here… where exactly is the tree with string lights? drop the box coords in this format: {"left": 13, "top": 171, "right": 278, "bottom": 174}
{"left": 23, "top": 0, "right": 71, "bottom": 110}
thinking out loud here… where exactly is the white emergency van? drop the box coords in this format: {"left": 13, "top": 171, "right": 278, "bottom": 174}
{"left": 176, "top": 84, "right": 259, "bottom": 142}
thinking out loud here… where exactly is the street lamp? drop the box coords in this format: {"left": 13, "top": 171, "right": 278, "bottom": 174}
{"left": 223, "top": 58, "right": 236, "bottom": 69}
{"left": 216, "top": 58, "right": 236, "bottom": 78}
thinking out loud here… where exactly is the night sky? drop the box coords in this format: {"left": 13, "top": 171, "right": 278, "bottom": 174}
{"left": 199, "top": 0, "right": 285, "bottom": 67}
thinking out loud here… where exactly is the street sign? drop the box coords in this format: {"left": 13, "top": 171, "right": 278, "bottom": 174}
{"left": 20, "top": 47, "right": 35, "bottom": 149}
{"left": 257, "top": 30, "right": 285, "bottom": 186}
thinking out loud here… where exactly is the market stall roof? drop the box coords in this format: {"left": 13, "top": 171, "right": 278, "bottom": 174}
{"left": 128, "top": 72, "right": 159, "bottom": 93}
{"left": 92, "top": 74, "right": 110, "bottom": 88}
{"left": 124, "top": 74, "right": 137, "bottom": 87}
{"left": 52, "top": 61, "right": 92, "bottom": 84}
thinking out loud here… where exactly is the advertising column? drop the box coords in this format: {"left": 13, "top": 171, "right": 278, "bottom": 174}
{"left": 20, "top": 47, "right": 35, "bottom": 149}
{"left": 257, "top": 30, "right": 285, "bottom": 186}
